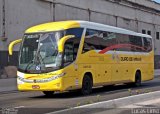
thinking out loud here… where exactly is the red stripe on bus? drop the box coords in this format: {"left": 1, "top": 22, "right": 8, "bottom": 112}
{"left": 99, "top": 44, "right": 146, "bottom": 54}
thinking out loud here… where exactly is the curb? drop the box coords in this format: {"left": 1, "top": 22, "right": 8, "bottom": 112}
{"left": 76, "top": 91, "right": 160, "bottom": 109}
{"left": 0, "top": 90, "right": 18, "bottom": 94}
{"left": 47, "top": 91, "right": 160, "bottom": 114}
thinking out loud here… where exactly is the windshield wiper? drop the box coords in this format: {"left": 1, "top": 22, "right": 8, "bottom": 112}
{"left": 36, "top": 51, "right": 46, "bottom": 69}
{"left": 24, "top": 59, "right": 34, "bottom": 72}
{"left": 24, "top": 49, "right": 46, "bottom": 72}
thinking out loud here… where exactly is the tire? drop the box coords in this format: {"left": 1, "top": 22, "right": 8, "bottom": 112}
{"left": 43, "top": 91, "right": 54, "bottom": 96}
{"left": 134, "top": 72, "right": 141, "bottom": 87}
{"left": 81, "top": 75, "right": 93, "bottom": 95}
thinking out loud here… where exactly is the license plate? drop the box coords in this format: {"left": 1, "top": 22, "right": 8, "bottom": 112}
{"left": 32, "top": 85, "right": 40, "bottom": 89}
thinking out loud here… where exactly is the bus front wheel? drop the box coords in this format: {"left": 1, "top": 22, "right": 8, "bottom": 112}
{"left": 81, "top": 75, "right": 93, "bottom": 95}
{"left": 43, "top": 91, "right": 54, "bottom": 96}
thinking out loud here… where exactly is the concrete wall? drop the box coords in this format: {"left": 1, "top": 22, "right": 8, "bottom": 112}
{"left": 3, "top": 0, "right": 54, "bottom": 51}
{"left": 0, "top": 0, "right": 54, "bottom": 73}
{"left": 128, "top": 0, "right": 160, "bottom": 11}
{"left": 55, "top": 4, "right": 89, "bottom": 21}
{"left": 0, "top": 0, "right": 3, "bottom": 45}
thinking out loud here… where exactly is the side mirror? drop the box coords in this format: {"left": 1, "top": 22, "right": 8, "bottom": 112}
{"left": 58, "top": 35, "right": 75, "bottom": 52}
{"left": 9, "top": 39, "right": 22, "bottom": 55}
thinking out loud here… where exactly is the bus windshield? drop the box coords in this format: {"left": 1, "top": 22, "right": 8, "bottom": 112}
{"left": 19, "top": 32, "right": 64, "bottom": 73}
{"left": 18, "top": 28, "right": 83, "bottom": 73}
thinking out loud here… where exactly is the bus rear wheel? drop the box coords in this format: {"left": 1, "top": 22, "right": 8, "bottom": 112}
{"left": 43, "top": 91, "right": 54, "bottom": 96}
{"left": 81, "top": 75, "right": 93, "bottom": 95}
{"left": 134, "top": 72, "right": 141, "bottom": 87}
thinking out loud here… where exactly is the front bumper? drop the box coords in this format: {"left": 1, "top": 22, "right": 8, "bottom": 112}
{"left": 17, "top": 78, "right": 63, "bottom": 91}
{"left": 17, "top": 72, "right": 66, "bottom": 91}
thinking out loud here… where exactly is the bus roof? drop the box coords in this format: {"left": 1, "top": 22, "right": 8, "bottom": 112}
{"left": 25, "top": 20, "right": 152, "bottom": 38}
{"left": 25, "top": 21, "right": 80, "bottom": 33}
{"left": 78, "top": 21, "right": 152, "bottom": 38}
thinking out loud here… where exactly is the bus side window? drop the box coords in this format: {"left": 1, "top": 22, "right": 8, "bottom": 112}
{"left": 63, "top": 37, "right": 81, "bottom": 66}
{"left": 63, "top": 28, "right": 83, "bottom": 66}
{"left": 143, "top": 37, "right": 152, "bottom": 52}
{"left": 83, "top": 29, "right": 100, "bottom": 53}
{"left": 129, "top": 36, "right": 143, "bottom": 52}
{"left": 63, "top": 39, "right": 74, "bottom": 66}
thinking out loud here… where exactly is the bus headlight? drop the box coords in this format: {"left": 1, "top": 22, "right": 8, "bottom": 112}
{"left": 17, "top": 78, "right": 24, "bottom": 85}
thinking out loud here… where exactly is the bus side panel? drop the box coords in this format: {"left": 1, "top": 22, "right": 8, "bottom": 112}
{"left": 78, "top": 51, "right": 113, "bottom": 87}
{"left": 96, "top": 64, "right": 112, "bottom": 86}
{"left": 142, "top": 52, "right": 154, "bottom": 81}
{"left": 77, "top": 52, "right": 97, "bottom": 87}
{"left": 61, "top": 64, "right": 80, "bottom": 91}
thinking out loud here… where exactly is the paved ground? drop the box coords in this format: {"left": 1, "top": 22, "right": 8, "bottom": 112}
{"left": 0, "top": 77, "right": 160, "bottom": 114}
{"left": 92, "top": 99, "right": 160, "bottom": 114}
{"left": 45, "top": 92, "right": 160, "bottom": 114}
{"left": 88, "top": 94, "right": 160, "bottom": 114}
{"left": 110, "top": 97, "right": 160, "bottom": 114}
{"left": 0, "top": 78, "right": 17, "bottom": 93}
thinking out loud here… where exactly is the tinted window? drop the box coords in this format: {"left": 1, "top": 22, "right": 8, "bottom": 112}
{"left": 83, "top": 29, "right": 119, "bottom": 53}
{"left": 63, "top": 28, "right": 83, "bottom": 66}
{"left": 66, "top": 28, "right": 83, "bottom": 38}
{"left": 116, "top": 34, "right": 131, "bottom": 51}
{"left": 99, "top": 32, "right": 117, "bottom": 50}
{"left": 142, "top": 30, "right": 146, "bottom": 34}
{"left": 147, "top": 31, "right": 151, "bottom": 35}
{"left": 143, "top": 37, "right": 152, "bottom": 52}
{"left": 83, "top": 29, "right": 152, "bottom": 53}
{"left": 129, "top": 36, "right": 143, "bottom": 52}
{"left": 83, "top": 29, "right": 101, "bottom": 53}
{"left": 64, "top": 39, "right": 74, "bottom": 65}
{"left": 156, "top": 32, "right": 159, "bottom": 40}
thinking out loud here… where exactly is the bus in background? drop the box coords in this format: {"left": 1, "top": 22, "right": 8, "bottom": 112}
{"left": 9, "top": 20, "right": 154, "bottom": 96}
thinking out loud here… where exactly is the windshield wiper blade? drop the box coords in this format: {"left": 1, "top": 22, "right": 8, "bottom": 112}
{"left": 24, "top": 48, "right": 40, "bottom": 72}
{"left": 36, "top": 51, "right": 46, "bottom": 69}
{"left": 24, "top": 59, "right": 34, "bottom": 72}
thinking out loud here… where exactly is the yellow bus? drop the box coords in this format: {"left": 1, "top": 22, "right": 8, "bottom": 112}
{"left": 9, "top": 20, "right": 154, "bottom": 96}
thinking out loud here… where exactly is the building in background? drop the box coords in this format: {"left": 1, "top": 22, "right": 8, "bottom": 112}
{"left": 0, "top": 0, "right": 160, "bottom": 77}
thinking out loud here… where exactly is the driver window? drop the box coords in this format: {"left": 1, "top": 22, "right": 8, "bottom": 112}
{"left": 63, "top": 28, "right": 83, "bottom": 66}
{"left": 64, "top": 39, "right": 74, "bottom": 65}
